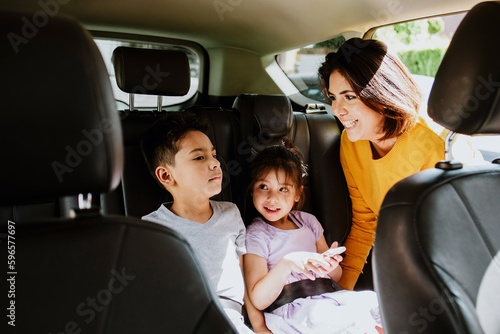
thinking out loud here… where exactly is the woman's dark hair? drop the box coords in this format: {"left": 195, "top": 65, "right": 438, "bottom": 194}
{"left": 247, "top": 138, "right": 308, "bottom": 211}
{"left": 318, "top": 38, "right": 422, "bottom": 140}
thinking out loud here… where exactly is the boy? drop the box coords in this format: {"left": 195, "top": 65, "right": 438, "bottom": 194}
{"left": 141, "top": 112, "right": 269, "bottom": 334}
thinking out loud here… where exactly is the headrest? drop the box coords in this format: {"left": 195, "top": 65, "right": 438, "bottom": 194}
{"left": 0, "top": 11, "right": 123, "bottom": 205}
{"left": 112, "top": 47, "right": 190, "bottom": 96}
{"left": 233, "top": 94, "right": 293, "bottom": 139}
{"left": 428, "top": 1, "right": 500, "bottom": 135}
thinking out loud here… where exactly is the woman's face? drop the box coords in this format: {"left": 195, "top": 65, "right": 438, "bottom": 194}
{"left": 328, "top": 70, "right": 386, "bottom": 143}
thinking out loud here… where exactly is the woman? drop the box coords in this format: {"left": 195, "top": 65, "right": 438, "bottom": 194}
{"left": 318, "top": 38, "right": 444, "bottom": 290}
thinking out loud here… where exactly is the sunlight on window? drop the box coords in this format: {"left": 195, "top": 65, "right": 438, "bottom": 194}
{"left": 274, "top": 12, "right": 499, "bottom": 158}
{"left": 276, "top": 36, "right": 346, "bottom": 104}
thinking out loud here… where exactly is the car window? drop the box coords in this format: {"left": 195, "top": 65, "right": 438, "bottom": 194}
{"left": 373, "top": 15, "right": 465, "bottom": 76}
{"left": 275, "top": 35, "right": 346, "bottom": 104}
{"left": 373, "top": 14, "right": 464, "bottom": 119}
{"left": 373, "top": 13, "right": 500, "bottom": 159}
{"left": 94, "top": 39, "right": 200, "bottom": 109}
{"left": 275, "top": 13, "right": 500, "bottom": 160}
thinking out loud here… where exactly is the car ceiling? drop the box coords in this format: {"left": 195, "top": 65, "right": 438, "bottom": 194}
{"left": 2, "top": 0, "right": 482, "bottom": 56}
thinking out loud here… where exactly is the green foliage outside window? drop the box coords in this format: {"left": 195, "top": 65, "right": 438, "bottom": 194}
{"left": 374, "top": 17, "right": 450, "bottom": 77}
{"left": 397, "top": 48, "right": 446, "bottom": 77}
{"left": 314, "top": 35, "right": 346, "bottom": 51}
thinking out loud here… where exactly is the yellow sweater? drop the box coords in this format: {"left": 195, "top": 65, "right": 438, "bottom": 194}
{"left": 338, "top": 118, "right": 444, "bottom": 290}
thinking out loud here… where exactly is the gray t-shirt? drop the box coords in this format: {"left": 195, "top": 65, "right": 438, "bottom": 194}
{"left": 142, "top": 200, "right": 246, "bottom": 304}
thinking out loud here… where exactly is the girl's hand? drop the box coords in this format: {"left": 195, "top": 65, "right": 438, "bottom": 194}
{"left": 316, "top": 241, "right": 343, "bottom": 275}
{"left": 282, "top": 251, "right": 333, "bottom": 280}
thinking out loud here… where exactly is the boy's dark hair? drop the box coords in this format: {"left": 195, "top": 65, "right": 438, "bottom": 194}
{"left": 140, "top": 112, "right": 208, "bottom": 179}
{"left": 247, "top": 137, "right": 308, "bottom": 211}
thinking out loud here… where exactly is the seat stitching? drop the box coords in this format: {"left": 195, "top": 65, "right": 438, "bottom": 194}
{"left": 411, "top": 192, "right": 471, "bottom": 330}
{"left": 451, "top": 180, "right": 496, "bottom": 257}
{"left": 100, "top": 223, "right": 129, "bottom": 333}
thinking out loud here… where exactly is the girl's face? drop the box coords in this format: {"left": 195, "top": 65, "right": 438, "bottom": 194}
{"left": 328, "top": 70, "right": 386, "bottom": 143}
{"left": 252, "top": 168, "right": 302, "bottom": 226}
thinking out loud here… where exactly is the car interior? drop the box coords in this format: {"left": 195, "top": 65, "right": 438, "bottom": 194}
{"left": 1, "top": 0, "right": 499, "bottom": 333}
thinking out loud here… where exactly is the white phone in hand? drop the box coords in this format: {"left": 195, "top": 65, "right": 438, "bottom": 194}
{"left": 322, "top": 246, "right": 346, "bottom": 257}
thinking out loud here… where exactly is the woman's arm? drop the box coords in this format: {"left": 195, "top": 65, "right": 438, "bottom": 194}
{"left": 339, "top": 145, "right": 377, "bottom": 290}
{"left": 338, "top": 205, "right": 376, "bottom": 290}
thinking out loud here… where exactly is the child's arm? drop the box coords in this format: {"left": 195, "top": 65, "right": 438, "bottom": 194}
{"left": 315, "top": 236, "right": 343, "bottom": 282}
{"left": 240, "top": 255, "right": 272, "bottom": 334}
{"left": 244, "top": 252, "right": 330, "bottom": 311}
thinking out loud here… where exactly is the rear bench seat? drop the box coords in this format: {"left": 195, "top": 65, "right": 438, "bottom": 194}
{"left": 106, "top": 94, "right": 351, "bottom": 242}
{"left": 102, "top": 46, "right": 372, "bottom": 290}
{"left": 101, "top": 106, "right": 242, "bottom": 218}
{"left": 232, "top": 94, "right": 351, "bottom": 242}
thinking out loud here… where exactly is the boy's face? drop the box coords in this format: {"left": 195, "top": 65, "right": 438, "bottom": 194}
{"left": 162, "top": 130, "right": 222, "bottom": 201}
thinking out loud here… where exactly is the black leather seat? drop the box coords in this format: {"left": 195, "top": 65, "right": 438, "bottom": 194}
{"left": 105, "top": 46, "right": 242, "bottom": 218}
{"left": 373, "top": 2, "right": 500, "bottom": 333}
{"left": 0, "top": 11, "right": 236, "bottom": 334}
{"left": 233, "top": 94, "right": 352, "bottom": 246}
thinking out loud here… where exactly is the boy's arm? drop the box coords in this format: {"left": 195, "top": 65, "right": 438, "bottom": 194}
{"left": 240, "top": 255, "right": 272, "bottom": 334}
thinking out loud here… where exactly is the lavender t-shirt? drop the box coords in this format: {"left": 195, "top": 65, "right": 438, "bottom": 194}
{"left": 245, "top": 210, "right": 326, "bottom": 284}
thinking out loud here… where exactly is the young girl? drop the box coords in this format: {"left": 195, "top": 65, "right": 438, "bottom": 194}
{"left": 244, "top": 139, "right": 383, "bottom": 334}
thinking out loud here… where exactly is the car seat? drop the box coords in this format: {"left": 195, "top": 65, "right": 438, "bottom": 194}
{"left": 0, "top": 10, "right": 236, "bottom": 334}
{"left": 373, "top": 2, "right": 500, "bottom": 333}
{"left": 106, "top": 46, "right": 244, "bottom": 218}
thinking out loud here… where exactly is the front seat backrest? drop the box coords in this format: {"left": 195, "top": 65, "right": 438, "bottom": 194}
{"left": 373, "top": 2, "right": 500, "bottom": 334}
{"left": 0, "top": 10, "right": 236, "bottom": 334}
